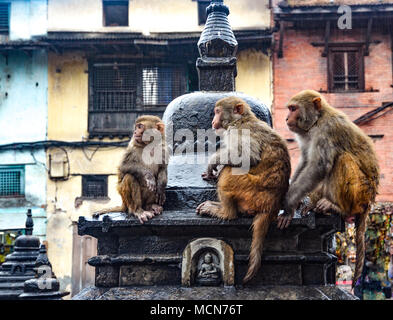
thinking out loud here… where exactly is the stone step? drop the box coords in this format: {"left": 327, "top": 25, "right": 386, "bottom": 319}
{"left": 0, "top": 275, "right": 33, "bottom": 283}
{"left": 72, "top": 285, "right": 358, "bottom": 300}
{"left": 0, "top": 282, "right": 24, "bottom": 290}
{"left": 82, "top": 209, "right": 321, "bottom": 233}
{"left": 0, "top": 290, "right": 22, "bottom": 300}
{"left": 88, "top": 252, "right": 335, "bottom": 267}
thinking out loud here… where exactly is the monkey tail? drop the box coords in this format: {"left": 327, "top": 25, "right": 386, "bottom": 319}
{"left": 93, "top": 206, "right": 125, "bottom": 218}
{"left": 352, "top": 209, "right": 368, "bottom": 288}
{"left": 243, "top": 213, "right": 272, "bottom": 284}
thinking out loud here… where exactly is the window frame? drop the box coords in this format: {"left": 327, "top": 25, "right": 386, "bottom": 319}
{"left": 87, "top": 59, "right": 187, "bottom": 137}
{"left": 0, "top": 165, "right": 25, "bottom": 198}
{"left": 102, "top": 0, "right": 129, "bottom": 27}
{"left": 0, "top": 2, "right": 10, "bottom": 35}
{"left": 327, "top": 44, "right": 365, "bottom": 93}
{"left": 81, "top": 175, "right": 108, "bottom": 199}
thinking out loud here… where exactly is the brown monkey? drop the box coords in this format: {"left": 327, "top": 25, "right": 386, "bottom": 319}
{"left": 196, "top": 96, "right": 291, "bottom": 284}
{"left": 281, "top": 89, "right": 379, "bottom": 288}
{"left": 93, "top": 115, "right": 169, "bottom": 224}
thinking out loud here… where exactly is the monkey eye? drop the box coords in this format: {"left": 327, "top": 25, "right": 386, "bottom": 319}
{"left": 288, "top": 105, "right": 297, "bottom": 112}
{"left": 136, "top": 123, "right": 144, "bottom": 129}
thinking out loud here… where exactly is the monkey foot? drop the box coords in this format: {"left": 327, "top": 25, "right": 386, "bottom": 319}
{"left": 196, "top": 201, "right": 231, "bottom": 220}
{"left": 150, "top": 204, "right": 163, "bottom": 216}
{"left": 134, "top": 210, "right": 156, "bottom": 224}
{"left": 314, "top": 198, "right": 339, "bottom": 215}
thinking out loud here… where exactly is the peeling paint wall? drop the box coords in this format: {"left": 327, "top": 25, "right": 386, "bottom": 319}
{"left": 237, "top": 49, "right": 272, "bottom": 109}
{"left": 0, "top": 49, "right": 48, "bottom": 238}
{"left": 9, "top": 0, "right": 47, "bottom": 40}
{"left": 47, "top": 51, "right": 126, "bottom": 293}
{"left": 48, "top": 0, "right": 270, "bottom": 32}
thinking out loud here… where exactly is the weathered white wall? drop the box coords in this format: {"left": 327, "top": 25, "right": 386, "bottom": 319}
{"left": 47, "top": 0, "right": 270, "bottom": 32}
{"left": 9, "top": 0, "right": 47, "bottom": 40}
{"left": 0, "top": 49, "right": 48, "bottom": 239}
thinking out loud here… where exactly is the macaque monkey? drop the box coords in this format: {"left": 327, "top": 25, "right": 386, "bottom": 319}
{"left": 196, "top": 97, "right": 291, "bottom": 284}
{"left": 93, "top": 115, "right": 169, "bottom": 224}
{"left": 282, "top": 89, "right": 379, "bottom": 287}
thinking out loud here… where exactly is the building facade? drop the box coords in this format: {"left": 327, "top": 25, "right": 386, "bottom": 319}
{"left": 272, "top": 0, "right": 393, "bottom": 202}
{"left": 43, "top": 0, "right": 274, "bottom": 294}
{"left": 0, "top": 0, "right": 48, "bottom": 260}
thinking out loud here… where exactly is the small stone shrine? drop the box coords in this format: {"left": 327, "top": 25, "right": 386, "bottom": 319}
{"left": 0, "top": 209, "right": 40, "bottom": 299}
{"left": 75, "top": 0, "right": 357, "bottom": 300}
{"left": 0, "top": 210, "right": 69, "bottom": 300}
{"left": 19, "top": 244, "right": 69, "bottom": 300}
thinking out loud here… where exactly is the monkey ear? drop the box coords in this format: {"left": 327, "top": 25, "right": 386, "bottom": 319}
{"left": 312, "top": 97, "right": 322, "bottom": 111}
{"left": 234, "top": 103, "right": 244, "bottom": 115}
{"left": 156, "top": 122, "right": 165, "bottom": 133}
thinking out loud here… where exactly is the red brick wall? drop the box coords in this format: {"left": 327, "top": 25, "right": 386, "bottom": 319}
{"left": 272, "top": 27, "right": 393, "bottom": 201}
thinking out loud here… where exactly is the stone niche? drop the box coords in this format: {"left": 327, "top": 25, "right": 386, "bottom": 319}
{"left": 181, "top": 238, "right": 234, "bottom": 287}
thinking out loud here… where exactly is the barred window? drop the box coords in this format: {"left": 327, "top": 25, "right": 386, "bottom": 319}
{"left": 0, "top": 166, "right": 25, "bottom": 197}
{"left": 82, "top": 175, "right": 108, "bottom": 198}
{"left": 88, "top": 61, "right": 187, "bottom": 136}
{"left": 0, "top": 3, "right": 10, "bottom": 35}
{"left": 328, "top": 46, "right": 364, "bottom": 93}
{"left": 103, "top": 0, "right": 129, "bottom": 27}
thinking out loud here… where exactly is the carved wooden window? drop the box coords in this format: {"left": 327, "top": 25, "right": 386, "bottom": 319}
{"left": 328, "top": 46, "right": 364, "bottom": 93}
{"left": 0, "top": 3, "right": 10, "bottom": 35}
{"left": 197, "top": 0, "right": 210, "bottom": 25}
{"left": 0, "top": 166, "right": 25, "bottom": 197}
{"left": 88, "top": 61, "right": 186, "bottom": 137}
{"left": 103, "top": 0, "right": 129, "bottom": 27}
{"left": 82, "top": 175, "right": 108, "bottom": 198}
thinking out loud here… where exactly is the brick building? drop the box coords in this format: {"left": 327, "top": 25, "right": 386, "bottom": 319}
{"left": 272, "top": 0, "right": 393, "bottom": 202}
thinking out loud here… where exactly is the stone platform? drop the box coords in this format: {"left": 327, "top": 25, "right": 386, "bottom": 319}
{"left": 78, "top": 208, "right": 344, "bottom": 289}
{"left": 73, "top": 285, "right": 356, "bottom": 300}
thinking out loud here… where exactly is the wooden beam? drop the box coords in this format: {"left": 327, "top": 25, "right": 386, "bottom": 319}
{"left": 364, "top": 18, "right": 373, "bottom": 56}
{"left": 278, "top": 21, "right": 284, "bottom": 58}
{"left": 322, "top": 20, "right": 330, "bottom": 57}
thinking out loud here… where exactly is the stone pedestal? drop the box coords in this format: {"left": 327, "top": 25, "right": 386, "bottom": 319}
{"left": 78, "top": 209, "right": 343, "bottom": 288}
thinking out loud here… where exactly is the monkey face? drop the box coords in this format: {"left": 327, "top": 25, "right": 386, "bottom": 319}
{"left": 133, "top": 117, "right": 165, "bottom": 146}
{"left": 286, "top": 104, "right": 301, "bottom": 132}
{"left": 212, "top": 107, "right": 223, "bottom": 130}
{"left": 212, "top": 99, "right": 245, "bottom": 131}
{"left": 133, "top": 122, "right": 145, "bottom": 144}
{"left": 285, "top": 93, "right": 322, "bottom": 134}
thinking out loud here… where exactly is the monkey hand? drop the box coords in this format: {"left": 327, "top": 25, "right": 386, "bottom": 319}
{"left": 277, "top": 210, "right": 294, "bottom": 229}
{"left": 144, "top": 172, "right": 156, "bottom": 192}
{"left": 201, "top": 170, "right": 218, "bottom": 181}
{"left": 277, "top": 197, "right": 295, "bottom": 229}
{"left": 202, "top": 164, "right": 219, "bottom": 181}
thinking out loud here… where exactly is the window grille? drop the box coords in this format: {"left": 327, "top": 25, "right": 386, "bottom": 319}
{"left": 197, "top": 0, "right": 210, "bottom": 25}
{"left": 82, "top": 175, "right": 108, "bottom": 198}
{"left": 0, "top": 166, "right": 24, "bottom": 197}
{"left": 328, "top": 46, "right": 364, "bottom": 92}
{"left": 103, "top": 0, "right": 129, "bottom": 27}
{"left": 88, "top": 61, "right": 187, "bottom": 136}
{"left": 142, "top": 66, "right": 186, "bottom": 106}
{"left": 91, "top": 63, "right": 137, "bottom": 112}
{"left": 0, "top": 3, "right": 10, "bottom": 35}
